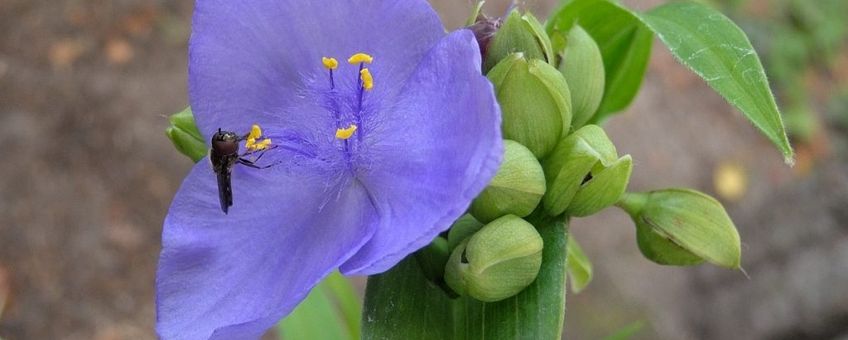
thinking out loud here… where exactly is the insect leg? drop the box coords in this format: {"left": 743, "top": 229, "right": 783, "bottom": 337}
{"left": 242, "top": 144, "right": 278, "bottom": 163}
{"left": 238, "top": 157, "right": 280, "bottom": 169}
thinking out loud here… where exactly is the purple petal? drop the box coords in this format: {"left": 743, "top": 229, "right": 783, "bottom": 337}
{"left": 189, "top": 0, "right": 445, "bottom": 140}
{"left": 156, "top": 163, "right": 377, "bottom": 339}
{"left": 341, "top": 30, "right": 504, "bottom": 275}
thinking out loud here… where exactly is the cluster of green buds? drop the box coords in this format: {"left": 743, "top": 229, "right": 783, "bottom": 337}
{"left": 406, "top": 4, "right": 743, "bottom": 303}
{"left": 407, "top": 6, "right": 630, "bottom": 302}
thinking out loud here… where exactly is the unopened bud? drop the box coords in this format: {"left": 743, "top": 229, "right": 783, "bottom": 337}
{"left": 468, "top": 14, "right": 502, "bottom": 63}
{"left": 415, "top": 236, "right": 451, "bottom": 283}
{"left": 447, "top": 214, "right": 484, "bottom": 251}
{"left": 165, "top": 107, "right": 206, "bottom": 162}
{"left": 445, "top": 215, "right": 543, "bottom": 302}
{"left": 542, "top": 125, "right": 631, "bottom": 216}
{"left": 558, "top": 25, "right": 605, "bottom": 128}
{"left": 617, "top": 189, "right": 741, "bottom": 268}
{"left": 483, "top": 10, "right": 553, "bottom": 72}
{"left": 470, "top": 140, "right": 546, "bottom": 223}
{"left": 488, "top": 54, "right": 572, "bottom": 159}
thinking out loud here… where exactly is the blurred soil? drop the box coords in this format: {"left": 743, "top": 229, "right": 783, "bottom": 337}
{"left": 0, "top": 0, "right": 846, "bottom": 339}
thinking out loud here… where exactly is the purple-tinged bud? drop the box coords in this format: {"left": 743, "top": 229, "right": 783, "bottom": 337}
{"left": 468, "top": 14, "right": 503, "bottom": 62}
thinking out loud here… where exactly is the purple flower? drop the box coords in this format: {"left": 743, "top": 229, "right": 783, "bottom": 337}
{"left": 156, "top": 0, "right": 503, "bottom": 339}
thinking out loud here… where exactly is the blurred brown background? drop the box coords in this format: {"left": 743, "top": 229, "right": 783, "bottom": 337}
{"left": 0, "top": 0, "right": 846, "bottom": 339}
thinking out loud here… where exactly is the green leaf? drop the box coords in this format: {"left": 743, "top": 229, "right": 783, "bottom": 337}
{"left": 453, "top": 214, "right": 568, "bottom": 340}
{"left": 547, "top": 0, "right": 653, "bottom": 123}
{"left": 636, "top": 1, "right": 793, "bottom": 163}
{"left": 566, "top": 236, "right": 592, "bottom": 293}
{"left": 165, "top": 107, "right": 207, "bottom": 162}
{"left": 362, "top": 256, "right": 455, "bottom": 340}
{"left": 278, "top": 271, "right": 361, "bottom": 340}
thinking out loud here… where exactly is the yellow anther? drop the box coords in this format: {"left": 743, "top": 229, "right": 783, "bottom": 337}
{"left": 360, "top": 68, "right": 373, "bottom": 91}
{"left": 246, "top": 137, "right": 272, "bottom": 151}
{"left": 244, "top": 124, "right": 272, "bottom": 151}
{"left": 322, "top": 57, "right": 338, "bottom": 70}
{"left": 347, "top": 53, "right": 374, "bottom": 64}
{"left": 247, "top": 124, "right": 263, "bottom": 140}
{"left": 335, "top": 124, "right": 358, "bottom": 140}
{"left": 248, "top": 138, "right": 272, "bottom": 151}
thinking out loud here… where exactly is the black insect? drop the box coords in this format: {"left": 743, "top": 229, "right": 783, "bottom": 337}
{"left": 210, "top": 128, "right": 276, "bottom": 214}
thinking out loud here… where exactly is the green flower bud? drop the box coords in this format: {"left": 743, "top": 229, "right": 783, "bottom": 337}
{"left": 558, "top": 25, "right": 605, "bottom": 129}
{"left": 567, "top": 155, "right": 632, "bottom": 217}
{"left": 488, "top": 55, "right": 572, "bottom": 159}
{"left": 165, "top": 107, "right": 206, "bottom": 162}
{"left": 541, "top": 125, "right": 631, "bottom": 216}
{"left": 445, "top": 215, "right": 543, "bottom": 302}
{"left": 617, "top": 189, "right": 742, "bottom": 268}
{"left": 415, "top": 236, "right": 450, "bottom": 283}
{"left": 470, "top": 140, "right": 546, "bottom": 223}
{"left": 635, "top": 222, "right": 704, "bottom": 266}
{"left": 483, "top": 10, "right": 554, "bottom": 72}
{"left": 447, "top": 214, "right": 484, "bottom": 251}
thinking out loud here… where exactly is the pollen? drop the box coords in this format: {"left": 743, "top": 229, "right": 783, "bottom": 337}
{"left": 245, "top": 124, "right": 272, "bottom": 151}
{"left": 247, "top": 124, "right": 263, "bottom": 140}
{"left": 360, "top": 68, "right": 373, "bottom": 91}
{"left": 347, "top": 53, "right": 373, "bottom": 64}
{"left": 335, "top": 124, "right": 358, "bottom": 140}
{"left": 247, "top": 138, "right": 272, "bottom": 151}
{"left": 322, "top": 57, "right": 338, "bottom": 70}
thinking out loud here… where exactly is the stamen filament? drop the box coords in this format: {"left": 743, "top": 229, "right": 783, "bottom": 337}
{"left": 322, "top": 57, "right": 338, "bottom": 89}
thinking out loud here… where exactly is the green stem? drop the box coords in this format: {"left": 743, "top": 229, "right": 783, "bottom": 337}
{"left": 615, "top": 192, "right": 648, "bottom": 218}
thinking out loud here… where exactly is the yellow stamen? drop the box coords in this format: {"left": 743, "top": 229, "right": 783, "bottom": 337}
{"left": 360, "top": 68, "right": 373, "bottom": 91}
{"left": 248, "top": 138, "right": 272, "bottom": 151}
{"left": 347, "top": 53, "right": 374, "bottom": 64}
{"left": 335, "top": 124, "right": 358, "bottom": 140}
{"left": 244, "top": 124, "right": 272, "bottom": 151}
{"left": 322, "top": 57, "right": 338, "bottom": 70}
{"left": 247, "top": 124, "right": 263, "bottom": 140}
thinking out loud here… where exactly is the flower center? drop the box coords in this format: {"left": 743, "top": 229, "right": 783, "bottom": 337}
{"left": 321, "top": 53, "right": 374, "bottom": 141}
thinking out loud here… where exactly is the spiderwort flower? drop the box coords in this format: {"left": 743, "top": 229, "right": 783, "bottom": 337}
{"left": 156, "top": 0, "right": 502, "bottom": 339}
